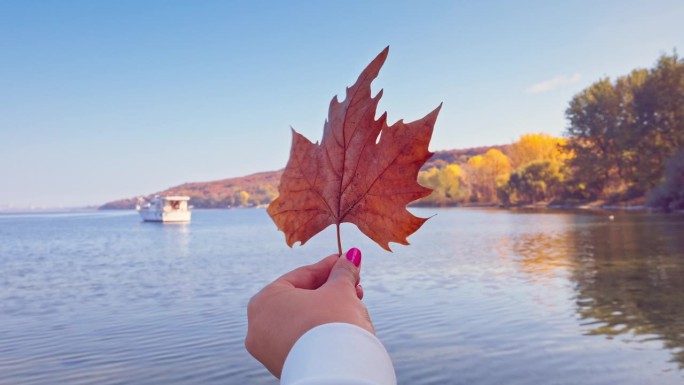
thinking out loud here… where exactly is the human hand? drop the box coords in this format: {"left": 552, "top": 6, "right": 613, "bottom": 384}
{"left": 245, "top": 248, "right": 372, "bottom": 378}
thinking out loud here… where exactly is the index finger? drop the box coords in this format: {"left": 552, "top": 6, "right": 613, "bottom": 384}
{"left": 274, "top": 254, "right": 339, "bottom": 290}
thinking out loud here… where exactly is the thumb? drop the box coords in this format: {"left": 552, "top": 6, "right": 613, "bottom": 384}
{"left": 328, "top": 247, "right": 362, "bottom": 289}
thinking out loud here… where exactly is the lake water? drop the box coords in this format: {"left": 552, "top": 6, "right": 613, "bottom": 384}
{"left": 1, "top": 208, "right": 684, "bottom": 384}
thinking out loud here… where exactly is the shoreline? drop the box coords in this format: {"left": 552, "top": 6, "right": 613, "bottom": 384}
{"left": 412, "top": 200, "right": 683, "bottom": 213}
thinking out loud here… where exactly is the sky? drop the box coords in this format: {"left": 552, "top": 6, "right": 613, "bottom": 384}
{"left": 1, "top": 1, "right": 683, "bottom": 208}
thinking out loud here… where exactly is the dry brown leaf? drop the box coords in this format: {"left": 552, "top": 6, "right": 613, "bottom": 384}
{"left": 267, "top": 47, "right": 441, "bottom": 253}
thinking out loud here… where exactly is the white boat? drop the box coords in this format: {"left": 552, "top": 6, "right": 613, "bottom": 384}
{"left": 136, "top": 196, "right": 191, "bottom": 223}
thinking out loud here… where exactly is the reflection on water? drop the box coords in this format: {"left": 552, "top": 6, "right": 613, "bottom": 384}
{"left": 509, "top": 212, "right": 684, "bottom": 368}
{"left": 571, "top": 215, "right": 684, "bottom": 367}
{"left": 162, "top": 222, "right": 191, "bottom": 257}
{"left": 509, "top": 232, "right": 574, "bottom": 281}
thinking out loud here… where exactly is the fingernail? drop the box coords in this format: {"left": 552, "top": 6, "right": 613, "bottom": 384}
{"left": 346, "top": 247, "right": 361, "bottom": 267}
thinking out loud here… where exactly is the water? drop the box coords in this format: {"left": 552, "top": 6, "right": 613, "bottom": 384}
{"left": 1, "top": 208, "right": 683, "bottom": 384}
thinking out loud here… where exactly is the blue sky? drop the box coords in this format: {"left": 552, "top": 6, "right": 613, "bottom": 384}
{"left": 1, "top": 1, "right": 682, "bottom": 207}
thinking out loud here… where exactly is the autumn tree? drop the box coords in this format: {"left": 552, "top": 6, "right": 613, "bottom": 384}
{"left": 418, "top": 164, "right": 469, "bottom": 206}
{"left": 508, "top": 133, "right": 568, "bottom": 169}
{"left": 565, "top": 78, "right": 632, "bottom": 197}
{"left": 499, "top": 160, "right": 564, "bottom": 204}
{"left": 234, "top": 190, "right": 250, "bottom": 207}
{"left": 565, "top": 52, "right": 683, "bottom": 200}
{"left": 466, "top": 149, "right": 512, "bottom": 203}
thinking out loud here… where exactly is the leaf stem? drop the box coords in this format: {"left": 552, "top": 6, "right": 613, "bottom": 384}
{"left": 336, "top": 223, "right": 342, "bottom": 257}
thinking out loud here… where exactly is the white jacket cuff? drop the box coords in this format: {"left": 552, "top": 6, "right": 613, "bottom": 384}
{"left": 281, "top": 322, "right": 396, "bottom": 385}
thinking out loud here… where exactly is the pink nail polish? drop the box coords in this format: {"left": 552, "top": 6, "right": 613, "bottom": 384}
{"left": 346, "top": 247, "right": 362, "bottom": 267}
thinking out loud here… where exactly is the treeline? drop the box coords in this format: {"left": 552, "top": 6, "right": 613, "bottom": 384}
{"left": 416, "top": 133, "right": 569, "bottom": 206}
{"left": 417, "top": 52, "right": 684, "bottom": 210}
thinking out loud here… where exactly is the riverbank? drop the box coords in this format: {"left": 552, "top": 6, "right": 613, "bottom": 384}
{"left": 412, "top": 195, "right": 655, "bottom": 212}
{"left": 420, "top": 196, "right": 684, "bottom": 213}
{"left": 536, "top": 198, "right": 650, "bottom": 212}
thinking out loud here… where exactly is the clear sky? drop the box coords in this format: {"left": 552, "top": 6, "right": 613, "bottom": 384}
{"left": 1, "top": 1, "right": 682, "bottom": 208}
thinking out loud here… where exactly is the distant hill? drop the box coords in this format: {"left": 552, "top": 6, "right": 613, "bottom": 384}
{"left": 100, "top": 171, "right": 282, "bottom": 209}
{"left": 100, "top": 145, "right": 506, "bottom": 209}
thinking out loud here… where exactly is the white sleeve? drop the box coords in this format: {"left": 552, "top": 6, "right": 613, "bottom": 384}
{"left": 280, "top": 322, "right": 396, "bottom": 385}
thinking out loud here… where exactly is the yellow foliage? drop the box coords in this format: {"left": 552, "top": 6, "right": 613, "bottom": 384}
{"left": 508, "top": 133, "right": 570, "bottom": 168}
{"left": 418, "top": 164, "right": 468, "bottom": 205}
{"left": 444, "top": 164, "right": 462, "bottom": 176}
{"left": 483, "top": 149, "right": 512, "bottom": 185}
{"left": 234, "top": 190, "right": 251, "bottom": 206}
{"left": 416, "top": 135, "right": 574, "bottom": 206}
{"left": 467, "top": 155, "right": 484, "bottom": 168}
{"left": 466, "top": 149, "right": 513, "bottom": 203}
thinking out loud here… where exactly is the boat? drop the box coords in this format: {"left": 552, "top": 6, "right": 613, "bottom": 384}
{"left": 136, "top": 196, "right": 191, "bottom": 223}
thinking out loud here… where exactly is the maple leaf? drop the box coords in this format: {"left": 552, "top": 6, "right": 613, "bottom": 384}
{"left": 267, "top": 47, "right": 441, "bottom": 253}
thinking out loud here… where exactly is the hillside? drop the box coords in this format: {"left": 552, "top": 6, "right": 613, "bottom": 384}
{"left": 100, "top": 145, "right": 505, "bottom": 209}
{"left": 100, "top": 171, "right": 282, "bottom": 209}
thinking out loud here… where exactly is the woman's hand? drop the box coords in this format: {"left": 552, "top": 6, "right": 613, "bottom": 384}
{"left": 245, "top": 248, "right": 372, "bottom": 378}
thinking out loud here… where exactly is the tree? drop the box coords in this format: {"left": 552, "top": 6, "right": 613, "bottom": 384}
{"left": 499, "top": 160, "right": 563, "bottom": 204}
{"left": 234, "top": 190, "right": 251, "bottom": 207}
{"left": 418, "top": 164, "right": 469, "bottom": 206}
{"left": 632, "top": 53, "right": 684, "bottom": 192}
{"left": 508, "top": 133, "right": 569, "bottom": 169}
{"left": 564, "top": 52, "right": 684, "bottom": 200}
{"left": 565, "top": 78, "right": 629, "bottom": 197}
{"left": 466, "top": 149, "right": 512, "bottom": 203}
